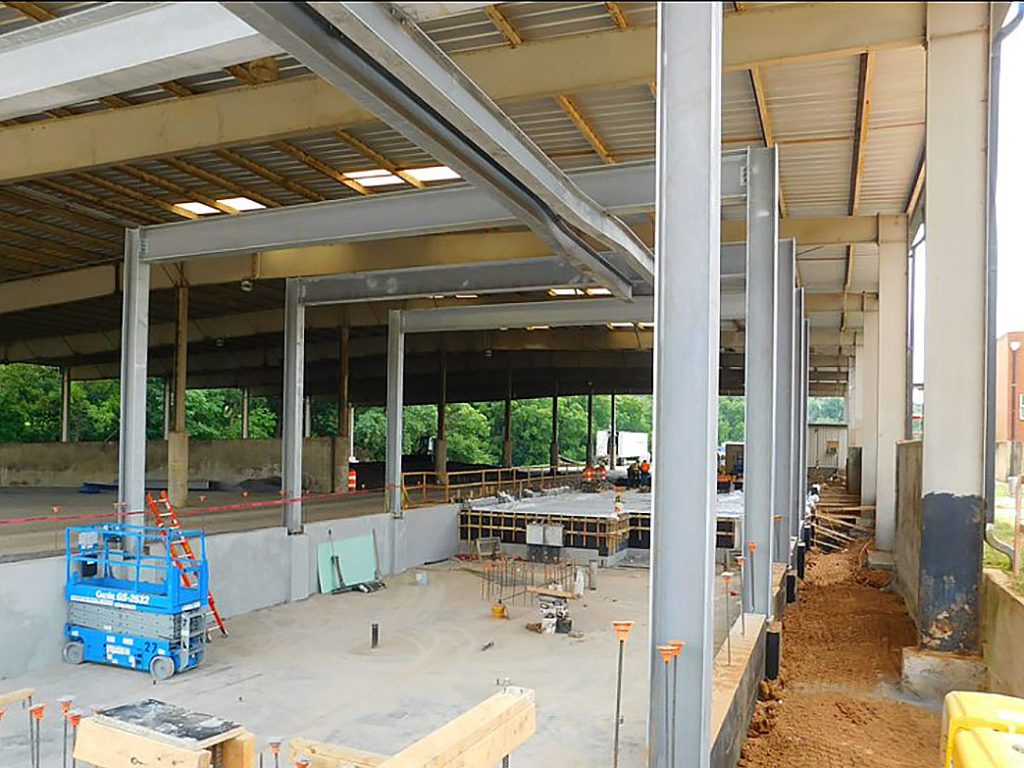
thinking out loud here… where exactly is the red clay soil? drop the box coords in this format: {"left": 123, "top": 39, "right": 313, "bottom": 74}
{"left": 738, "top": 544, "right": 941, "bottom": 768}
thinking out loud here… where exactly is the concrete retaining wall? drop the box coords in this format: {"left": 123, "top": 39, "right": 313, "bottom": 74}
{"left": 0, "top": 505, "right": 458, "bottom": 681}
{"left": 0, "top": 438, "right": 337, "bottom": 491}
{"left": 893, "top": 439, "right": 923, "bottom": 625}
{"left": 981, "top": 569, "right": 1024, "bottom": 697}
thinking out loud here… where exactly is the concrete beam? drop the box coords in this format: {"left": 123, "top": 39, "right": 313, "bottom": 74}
{"left": 0, "top": 2, "right": 926, "bottom": 181}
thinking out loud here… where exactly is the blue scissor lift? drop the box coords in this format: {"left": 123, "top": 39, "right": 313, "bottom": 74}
{"left": 63, "top": 524, "right": 209, "bottom": 680}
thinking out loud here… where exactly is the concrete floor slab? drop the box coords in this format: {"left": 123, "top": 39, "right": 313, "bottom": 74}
{"left": 0, "top": 565, "right": 744, "bottom": 767}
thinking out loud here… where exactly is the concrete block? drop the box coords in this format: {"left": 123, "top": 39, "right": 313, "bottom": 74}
{"left": 902, "top": 647, "right": 987, "bottom": 701}
{"left": 289, "top": 533, "right": 312, "bottom": 603}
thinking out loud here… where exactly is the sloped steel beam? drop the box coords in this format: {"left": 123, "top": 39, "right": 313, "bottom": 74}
{"left": 222, "top": 1, "right": 649, "bottom": 295}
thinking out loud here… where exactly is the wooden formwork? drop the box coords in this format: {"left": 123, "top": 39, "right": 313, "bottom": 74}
{"left": 459, "top": 508, "right": 630, "bottom": 556}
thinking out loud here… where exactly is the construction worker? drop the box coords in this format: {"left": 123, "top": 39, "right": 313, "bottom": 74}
{"left": 627, "top": 460, "right": 640, "bottom": 488}
{"left": 639, "top": 458, "right": 651, "bottom": 488}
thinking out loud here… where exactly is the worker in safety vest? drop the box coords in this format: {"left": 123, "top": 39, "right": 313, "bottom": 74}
{"left": 627, "top": 461, "right": 640, "bottom": 488}
{"left": 639, "top": 459, "right": 651, "bottom": 487}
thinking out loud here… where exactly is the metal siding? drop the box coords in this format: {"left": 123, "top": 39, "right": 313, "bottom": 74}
{"left": 807, "top": 424, "right": 848, "bottom": 470}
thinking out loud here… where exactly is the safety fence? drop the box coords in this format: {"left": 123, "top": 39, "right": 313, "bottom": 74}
{"left": 400, "top": 464, "right": 584, "bottom": 508}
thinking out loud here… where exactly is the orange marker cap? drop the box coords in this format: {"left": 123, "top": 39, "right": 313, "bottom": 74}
{"left": 747, "top": 541, "right": 757, "bottom": 553}
{"left": 722, "top": 571, "right": 733, "bottom": 584}
{"left": 68, "top": 710, "right": 83, "bottom": 728}
{"left": 268, "top": 738, "right": 282, "bottom": 755}
{"left": 29, "top": 704, "right": 45, "bottom": 721}
{"left": 736, "top": 556, "right": 745, "bottom": 567}
{"left": 657, "top": 644, "right": 674, "bottom": 663}
{"left": 612, "top": 620, "right": 635, "bottom": 642}
{"left": 667, "top": 640, "right": 684, "bottom": 657}
{"left": 58, "top": 696, "right": 74, "bottom": 715}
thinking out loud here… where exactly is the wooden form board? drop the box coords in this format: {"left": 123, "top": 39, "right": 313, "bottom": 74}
{"left": 290, "top": 687, "right": 535, "bottom": 768}
{"left": 0, "top": 688, "right": 33, "bottom": 708}
{"left": 73, "top": 718, "right": 212, "bottom": 768}
{"left": 290, "top": 738, "right": 388, "bottom": 768}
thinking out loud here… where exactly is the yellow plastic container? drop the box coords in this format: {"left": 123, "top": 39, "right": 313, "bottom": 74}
{"left": 942, "top": 691, "right": 1024, "bottom": 767}
{"left": 952, "top": 729, "right": 1024, "bottom": 767}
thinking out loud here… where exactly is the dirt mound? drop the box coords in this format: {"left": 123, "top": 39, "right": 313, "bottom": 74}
{"left": 739, "top": 691, "right": 940, "bottom": 768}
{"left": 739, "top": 546, "right": 938, "bottom": 768}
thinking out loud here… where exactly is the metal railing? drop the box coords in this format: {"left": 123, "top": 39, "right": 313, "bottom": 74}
{"left": 401, "top": 464, "right": 583, "bottom": 507}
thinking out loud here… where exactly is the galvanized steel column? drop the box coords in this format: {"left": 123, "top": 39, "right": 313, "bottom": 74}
{"left": 773, "top": 238, "right": 795, "bottom": 563}
{"left": 117, "top": 228, "right": 151, "bottom": 526}
{"left": 648, "top": 4, "right": 721, "bottom": 767}
{"left": 791, "top": 287, "right": 806, "bottom": 538}
{"left": 744, "top": 146, "right": 779, "bottom": 615}
{"left": 385, "top": 309, "right": 405, "bottom": 518}
{"left": 282, "top": 279, "right": 305, "bottom": 533}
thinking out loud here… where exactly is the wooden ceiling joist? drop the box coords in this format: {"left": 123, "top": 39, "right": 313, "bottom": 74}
{"left": 556, "top": 95, "right": 615, "bottom": 164}
{"left": 214, "top": 148, "right": 326, "bottom": 203}
{"left": 270, "top": 141, "right": 373, "bottom": 196}
{"left": 32, "top": 179, "right": 167, "bottom": 226}
{"left": 843, "top": 51, "right": 876, "bottom": 330}
{"left": 117, "top": 164, "right": 240, "bottom": 215}
{"left": 0, "top": 189, "right": 126, "bottom": 236}
{"left": 484, "top": 5, "right": 522, "bottom": 47}
{"left": 75, "top": 170, "right": 199, "bottom": 219}
{"left": 161, "top": 157, "right": 282, "bottom": 209}
{"left": 605, "top": 2, "right": 629, "bottom": 30}
{"left": 334, "top": 129, "right": 426, "bottom": 189}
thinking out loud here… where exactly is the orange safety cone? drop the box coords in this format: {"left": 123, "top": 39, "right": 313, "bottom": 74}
{"left": 348, "top": 468, "right": 357, "bottom": 492}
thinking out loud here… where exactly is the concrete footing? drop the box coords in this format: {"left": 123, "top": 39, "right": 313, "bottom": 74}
{"left": 901, "top": 647, "right": 986, "bottom": 701}
{"left": 867, "top": 549, "right": 894, "bottom": 571}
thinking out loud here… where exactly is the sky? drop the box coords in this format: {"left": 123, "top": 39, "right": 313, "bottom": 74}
{"left": 911, "top": 16, "right": 1023, "bottom": 385}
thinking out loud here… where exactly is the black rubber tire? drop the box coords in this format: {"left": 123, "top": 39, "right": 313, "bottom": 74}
{"left": 149, "top": 655, "right": 175, "bottom": 681}
{"left": 62, "top": 641, "right": 84, "bottom": 665}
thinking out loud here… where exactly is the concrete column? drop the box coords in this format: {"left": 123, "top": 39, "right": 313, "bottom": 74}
{"left": 60, "top": 367, "right": 71, "bottom": 443}
{"left": 334, "top": 327, "right": 351, "bottom": 492}
{"left": 744, "top": 145, "right": 779, "bottom": 616}
{"left": 773, "top": 239, "right": 795, "bottom": 564}
{"left": 435, "top": 351, "right": 448, "bottom": 483}
{"left": 648, "top": 4, "right": 721, "bottom": 765}
{"left": 117, "top": 229, "right": 150, "bottom": 526}
{"left": 550, "top": 383, "right": 559, "bottom": 474}
{"left": 791, "top": 288, "right": 806, "bottom": 539}
{"left": 241, "top": 387, "right": 250, "bottom": 439}
{"left": 609, "top": 393, "right": 617, "bottom": 466}
{"left": 502, "top": 364, "right": 513, "bottom": 467}
{"left": 860, "top": 310, "right": 880, "bottom": 506}
{"left": 167, "top": 284, "right": 189, "bottom": 508}
{"left": 282, "top": 279, "right": 305, "bottom": 533}
{"left": 585, "top": 386, "right": 594, "bottom": 467}
{"left": 918, "top": 3, "right": 990, "bottom": 652}
{"left": 385, "top": 310, "right": 405, "bottom": 518}
{"left": 875, "top": 217, "right": 909, "bottom": 551}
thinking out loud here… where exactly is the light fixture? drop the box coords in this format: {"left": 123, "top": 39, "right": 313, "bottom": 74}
{"left": 607, "top": 322, "right": 635, "bottom": 330}
{"left": 585, "top": 287, "right": 613, "bottom": 297}
{"left": 548, "top": 288, "right": 582, "bottom": 297}
{"left": 343, "top": 168, "right": 405, "bottom": 186}
{"left": 405, "top": 165, "right": 461, "bottom": 182}
{"left": 176, "top": 197, "right": 266, "bottom": 215}
{"left": 240, "top": 279, "right": 254, "bottom": 293}
{"left": 219, "top": 196, "right": 265, "bottom": 211}
{"left": 527, "top": 325, "right": 550, "bottom": 331}
{"left": 430, "top": 294, "right": 445, "bottom": 300}
{"left": 454, "top": 293, "right": 479, "bottom": 299}
{"left": 638, "top": 322, "right": 654, "bottom": 330}
{"left": 175, "top": 201, "right": 219, "bottom": 215}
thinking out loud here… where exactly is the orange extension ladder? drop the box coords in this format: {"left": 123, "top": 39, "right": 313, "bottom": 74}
{"left": 145, "top": 491, "right": 229, "bottom": 637}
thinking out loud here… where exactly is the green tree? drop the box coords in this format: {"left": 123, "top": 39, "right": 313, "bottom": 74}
{"left": 808, "top": 396, "right": 845, "bottom": 424}
{"left": 718, "top": 396, "right": 745, "bottom": 444}
{"left": 0, "top": 364, "right": 60, "bottom": 442}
